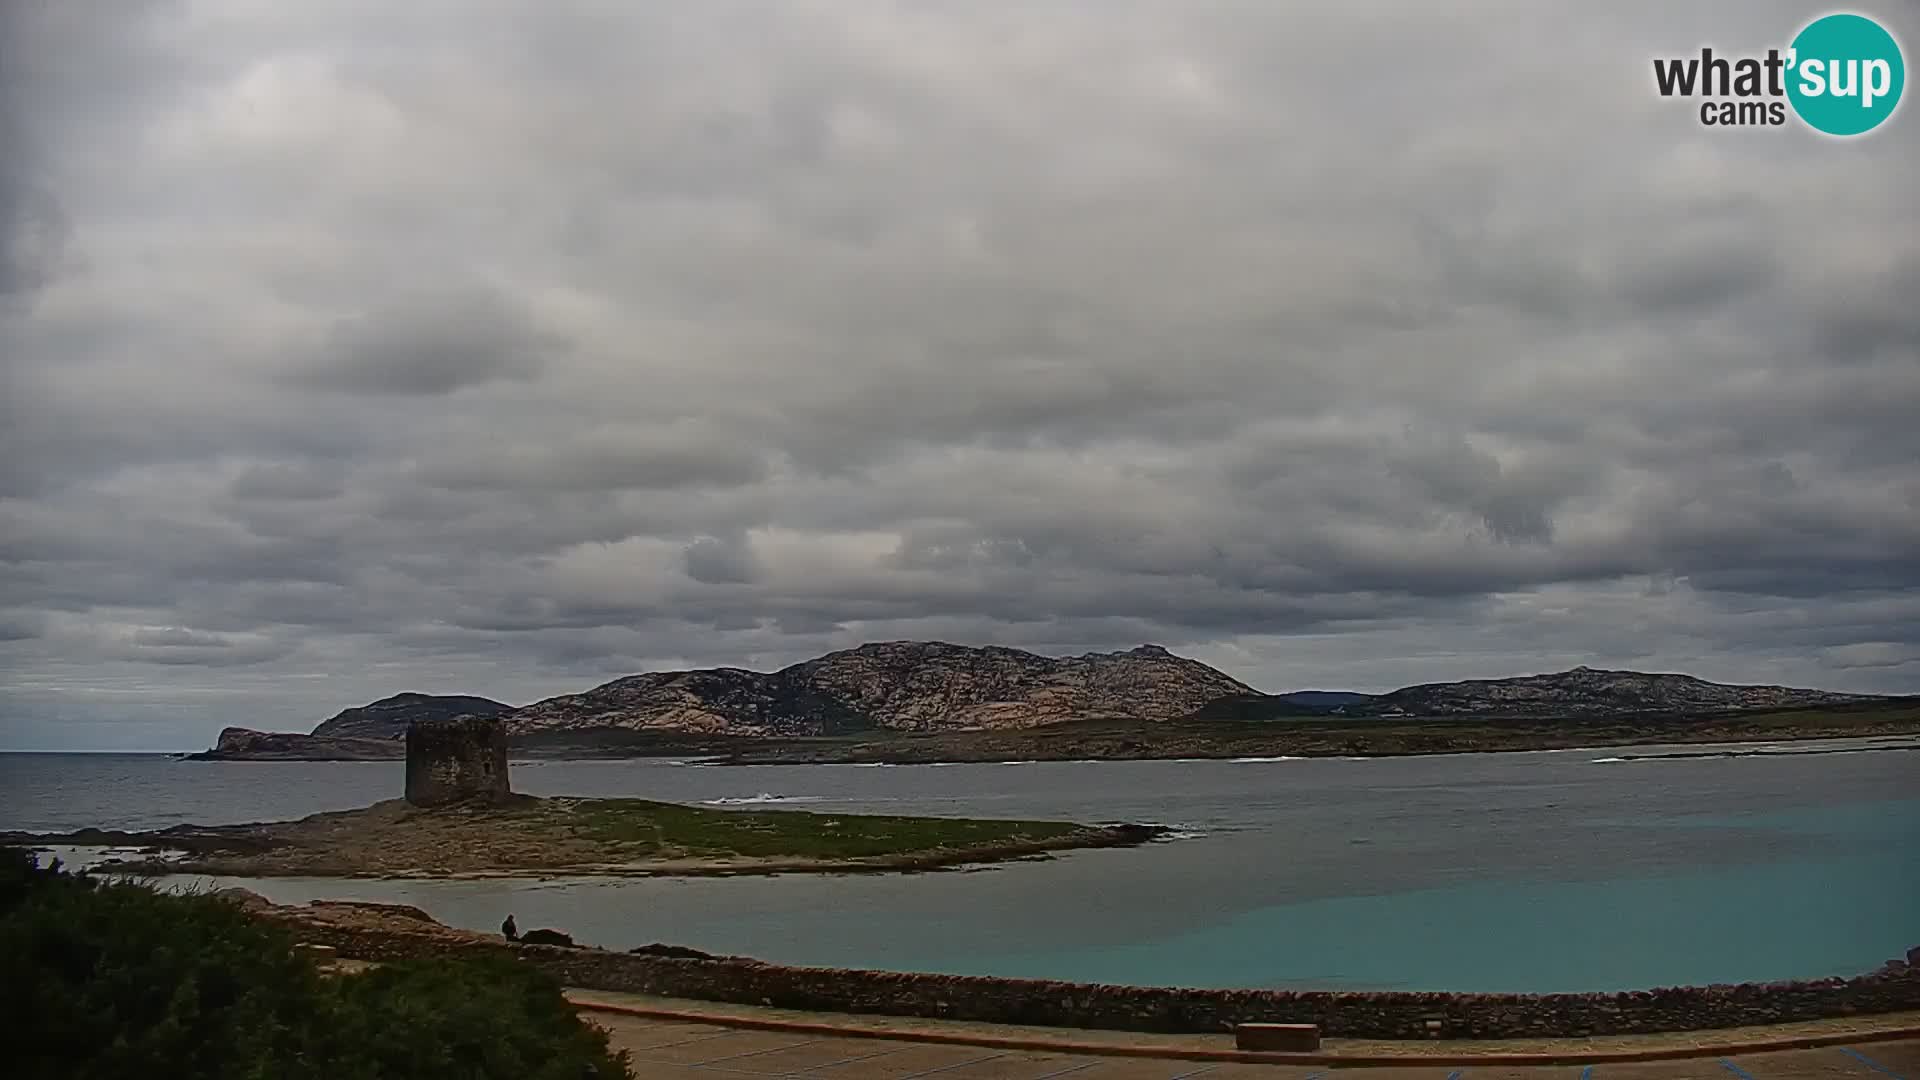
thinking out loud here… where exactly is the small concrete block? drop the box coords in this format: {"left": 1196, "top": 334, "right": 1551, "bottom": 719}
{"left": 1234, "top": 1023, "right": 1321, "bottom": 1052}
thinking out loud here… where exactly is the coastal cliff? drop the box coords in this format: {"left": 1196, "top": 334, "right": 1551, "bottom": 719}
{"left": 188, "top": 727, "right": 404, "bottom": 761}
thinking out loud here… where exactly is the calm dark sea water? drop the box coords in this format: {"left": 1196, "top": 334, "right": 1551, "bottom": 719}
{"left": 3, "top": 739, "right": 1915, "bottom": 993}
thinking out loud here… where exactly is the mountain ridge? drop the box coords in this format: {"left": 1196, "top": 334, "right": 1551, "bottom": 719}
{"left": 1194, "top": 665, "right": 1877, "bottom": 722}
{"left": 498, "top": 649, "right": 1880, "bottom": 736}
{"left": 504, "top": 640, "right": 1255, "bottom": 737}
{"left": 188, "top": 644, "right": 1891, "bottom": 757}
{"left": 1372, "top": 665, "right": 1876, "bottom": 717}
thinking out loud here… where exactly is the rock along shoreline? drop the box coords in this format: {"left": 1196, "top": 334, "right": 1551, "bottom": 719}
{"left": 238, "top": 894, "right": 1920, "bottom": 1040}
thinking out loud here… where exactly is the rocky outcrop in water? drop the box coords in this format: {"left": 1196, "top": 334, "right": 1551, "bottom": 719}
{"left": 189, "top": 693, "right": 512, "bottom": 761}
{"left": 187, "top": 727, "right": 404, "bottom": 760}
{"left": 505, "top": 642, "right": 1255, "bottom": 736}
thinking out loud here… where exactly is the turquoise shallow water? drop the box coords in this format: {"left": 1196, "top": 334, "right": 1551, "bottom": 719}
{"left": 3, "top": 740, "right": 1915, "bottom": 992}
{"left": 974, "top": 845, "right": 1918, "bottom": 990}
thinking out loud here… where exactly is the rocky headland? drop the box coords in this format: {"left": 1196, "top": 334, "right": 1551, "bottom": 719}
{"left": 37, "top": 716, "right": 1165, "bottom": 878}
{"left": 7, "top": 797, "right": 1161, "bottom": 879}
{"left": 188, "top": 693, "right": 514, "bottom": 760}
{"left": 190, "top": 726, "right": 406, "bottom": 761}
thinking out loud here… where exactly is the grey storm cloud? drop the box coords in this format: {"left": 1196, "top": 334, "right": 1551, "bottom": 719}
{"left": 0, "top": 175, "right": 69, "bottom": 297}
{"left": 0, "top": 0, "right": 1916, "bottom": 749}
{"left": 285, "top": 287, "right": 561, "bottom": 396}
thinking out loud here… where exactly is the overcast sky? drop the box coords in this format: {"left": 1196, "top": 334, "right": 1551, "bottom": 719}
{"left": 2, "top": 2, "right": 1916, "bottom": 751}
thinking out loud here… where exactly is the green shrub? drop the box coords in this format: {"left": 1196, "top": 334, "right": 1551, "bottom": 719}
{"left": 0, "top": 850, "right": 630, "bottom": 1079}
{"left": 329, "top": 955, "right": 630, "bottom": 1080}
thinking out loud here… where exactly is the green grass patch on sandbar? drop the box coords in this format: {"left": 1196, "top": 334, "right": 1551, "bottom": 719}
{"left": 568, "top": 798, "right": 1087, "bottom": 859}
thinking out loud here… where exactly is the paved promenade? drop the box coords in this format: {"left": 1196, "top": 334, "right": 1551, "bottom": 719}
{"left": 566, "top": 992, "right": 1919, "bottom": 1079}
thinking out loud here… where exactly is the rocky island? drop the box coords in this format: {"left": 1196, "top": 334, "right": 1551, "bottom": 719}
{"left": 25, "top": 715, "right": 1162, "bottom": 878}
{"left": 185, "top": 641, "right": 1918, "bottom": 764}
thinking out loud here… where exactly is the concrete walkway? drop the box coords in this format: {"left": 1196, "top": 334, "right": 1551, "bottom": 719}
{"left": 579, "top": 1010, "right": 1920, "bottom": 1078}
{"left": 566, "top": 991, "right": 1920, "bottom": 1072}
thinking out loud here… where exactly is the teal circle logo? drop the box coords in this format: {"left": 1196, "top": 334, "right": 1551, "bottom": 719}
{"left": 1787, "top": 13, "right": 1905, "bottom": 136}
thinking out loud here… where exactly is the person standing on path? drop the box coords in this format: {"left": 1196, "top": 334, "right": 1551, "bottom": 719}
{"left": 501, "top": 913, "right": 518, "bottom": 941}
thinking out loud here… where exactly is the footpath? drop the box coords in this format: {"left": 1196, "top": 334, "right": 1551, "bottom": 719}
{"left": 566, "top": 989, "right": 1920, "bottom": 1068}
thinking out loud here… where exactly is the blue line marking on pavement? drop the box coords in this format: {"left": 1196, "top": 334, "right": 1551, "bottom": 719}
{"left": 1720, "top": 1058, "right": 1759, "bottom": 1080}
{"left": 1842, "top": 1047, "right": 1910, "bottom": 1080}
{"left": 1581, "top": 1066, "right": 1594, "bottom": 1080}
{"left": 1447, "top": 1070, "right": 1464, "bottom": 1080}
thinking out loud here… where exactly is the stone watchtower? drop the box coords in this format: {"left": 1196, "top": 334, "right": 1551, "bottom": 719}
{"left": 404, "top": 715, "right": 512, "bottom": 807}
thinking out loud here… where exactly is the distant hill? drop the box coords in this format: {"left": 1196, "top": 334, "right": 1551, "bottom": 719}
{"left": 1373, "top": 666, "right": 1875, "bottom": 716}
{"left": 1192, "top": 666, "right": 1877, "bottom": 722}
{"left": 309, "top": 693, "right": 513, "bottom": 740}
{"left": 191, "top": 650, "right": 1890, "bottom": 761}
{"left": 504, "top": 642, "right": 1254, "bottom": 737}
{"left": 1272, "top": 690, "right": 1377, "bottom": 710}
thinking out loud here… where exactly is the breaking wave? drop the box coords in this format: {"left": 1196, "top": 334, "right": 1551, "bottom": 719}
{"left": 701, "top": 793, "right": 828, "bottom": 806}
{"left": 1134, "top": 821, "right": 1208, "bottom": 841}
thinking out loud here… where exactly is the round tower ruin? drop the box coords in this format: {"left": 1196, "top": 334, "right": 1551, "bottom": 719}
{"left": 404, "top": 714, "right": 512, "bottom": 807}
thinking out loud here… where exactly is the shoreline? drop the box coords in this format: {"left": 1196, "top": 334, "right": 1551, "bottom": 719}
{"left": 699, "top": 728, "right": 1920, "bottom": 767}
{"left": 1, "top": 796, "right": 1167, "bottom": 881}
{"left": 169, "top": 701, "right": 1920, "bottom": 764}
{"left": 68, "top": 828, "right": 1165, "bottom": 881}
{"left": 245, "top": 896, "right": 1920, "bottom": 1039}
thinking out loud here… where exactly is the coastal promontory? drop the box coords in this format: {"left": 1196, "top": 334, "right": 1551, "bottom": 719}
{"left": 27, "top": 715, "right": 1163, "bottom": 879}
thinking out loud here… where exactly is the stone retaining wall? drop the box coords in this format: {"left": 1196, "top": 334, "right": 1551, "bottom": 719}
{"left": 268, "top": 907, "right": 1920, "bottom": 1040}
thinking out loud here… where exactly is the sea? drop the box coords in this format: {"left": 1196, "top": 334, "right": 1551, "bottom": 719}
{"left": 3, "top": 736, "right": 1915, "bottom": 994}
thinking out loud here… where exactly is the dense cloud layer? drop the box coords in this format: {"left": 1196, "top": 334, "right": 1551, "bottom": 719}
{"left": 2, "top": 2, "right": 1916, "bottom": 748}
